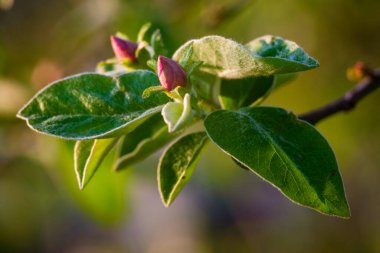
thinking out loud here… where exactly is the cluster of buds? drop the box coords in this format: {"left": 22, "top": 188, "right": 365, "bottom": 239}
{"left": 110, "top": 36, "right": 187, "bottom": 91}
{"left": 110, "top": 36, "right": 138, "bottom": 62}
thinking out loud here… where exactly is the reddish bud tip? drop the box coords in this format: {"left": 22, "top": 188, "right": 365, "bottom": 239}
{"left": 157, "top": 56, "right": 187, "bottom": 91}
{"left": 110, "top": 36, "right": 138, "bottom": 62}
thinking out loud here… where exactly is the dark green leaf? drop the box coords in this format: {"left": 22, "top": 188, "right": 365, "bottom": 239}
{"left": 18, "top": 71, "right": 169, "bottom": 140}
{"left": 173, "top": 36, "right": 318, "bottom": 79}
{"left": 158, "top": 132, "right": 208, "bottom": 207}
{"left": 219, "top": 76, "right": 274, "bottom": 110}
{"left": 246, "top": 35, "right": 319, "bottom": 73}
{"left": 204, "top": 107, "right": 350, "bottom": 217}
{"left": 75, "top": 138, "right": 118, "bottom": 190}
{"left": 114, "top": 114, "right": 179, "bottom": 171}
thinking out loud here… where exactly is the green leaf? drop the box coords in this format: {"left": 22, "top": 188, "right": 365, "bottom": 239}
{"left": 204, "top": 107, "right": 350, "bottom": 217}
{"left": 162, "top": 93, "right": 192, "bottom": 132}
{"left": 18, "top": 70, "right": 170, "bottom": 140}
{"left": 137, "top": 22, "right": 152, "bottom": 43}
{"left": 274, "top": 73, "right": 298, "bottom": 88}
{"left": 158, "top": 132, "right": 209, "bottom": 207}
{"left": 151, "top": 29, "right": 168, "bottom": 58}
{"left": 75, "top": 138, "right": 118, "bottom": 190}
{"left": 246, "top": 35, "right": 319, "bottom": 73}
{"left": 219, "top": 76, "right": 275, "bottom": 110}
{"left": 114, "top": 114, "right": 179, "bottom": 171}
{"left": 173, "top": 36, "right": 319, "bottom": 79}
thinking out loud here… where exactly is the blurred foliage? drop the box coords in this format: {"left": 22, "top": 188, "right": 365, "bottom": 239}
{"left": 1, "top": 0, "right": 380, "bottom": 252}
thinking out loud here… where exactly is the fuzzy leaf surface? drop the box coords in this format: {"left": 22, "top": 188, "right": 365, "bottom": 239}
{"left": 18, "top": 71, "right": 169, "bottom": 140}
{"left": 173, "top": 36, "right": 318, "bottom": 79}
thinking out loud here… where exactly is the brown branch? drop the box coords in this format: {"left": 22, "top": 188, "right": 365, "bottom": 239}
{"left": 299, "top": 64, "right": 380, "bottom": 125}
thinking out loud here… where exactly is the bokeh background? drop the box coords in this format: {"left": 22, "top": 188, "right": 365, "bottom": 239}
{"left": 1, "top": 0, "right": 380, "bottom": 252}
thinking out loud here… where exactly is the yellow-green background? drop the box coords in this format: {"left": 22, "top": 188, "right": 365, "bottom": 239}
{"left": 1, "top": 0, "right": 380, "bottom": 252}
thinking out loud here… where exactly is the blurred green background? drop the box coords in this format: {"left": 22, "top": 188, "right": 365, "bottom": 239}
{"left": 1, "top": 0, "right": 380, "bottom": 252}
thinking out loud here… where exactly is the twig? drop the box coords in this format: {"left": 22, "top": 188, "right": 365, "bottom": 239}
{"left": 299, "top": 64, "right": 380, "bottom": 125}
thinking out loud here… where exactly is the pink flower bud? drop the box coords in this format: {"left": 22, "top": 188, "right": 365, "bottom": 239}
{"left": 157, "top": 56, "right": 187, "bottom": 91}
{"left": 110, "top": 36, "right": 138, "bottom": 62}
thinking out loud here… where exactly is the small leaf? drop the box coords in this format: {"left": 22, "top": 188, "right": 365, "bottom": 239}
{"left": 173, "top": 36, "right": 319, "bottom": 79}
{"left": 18, "top": 70, "right": 170, "bottom": 140}
{"left": 151, "top": 29, "right": 168, "bottom": 58}
{"left": 162, "top": 93, "right": 192, "bottom": 132}
{"left": 137, "top": 22, "right": 152, "bottom": 43}
{"left": 75, "top": 138, "right": 118, "bottom": 190}
{"left": 114, "top": 114, "right": 179, "bottom": 171}
{"left": 204, "top": 107, "right": 350, "bottom": 217}
{"left": 219, "top": 76, "right": 274, "bottom": 110}
{"left": 246, "top": 35, "right": 319, "bottom": 73}
{"left": 158, "top": 132, "right": 208, "bottom": 206}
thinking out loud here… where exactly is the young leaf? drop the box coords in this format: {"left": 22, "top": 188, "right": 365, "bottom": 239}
{"left": 18, "top": 70, "right": 170, "bottom": 140}
{"left": 204, "top": 107, "right": 350, "bottom": 217}
{"left": 75, "top": 138, "right": 118, "bottom": 190}
{"left": 219, "top": 76, "right": 275, "bottom": 110}
{"left": 158, "top": 132, "right": 208, "bottom": 207}
{"left": 246, "top": 35, "right": 319, "bottom": 73}
{"left": 151, "top": 29, "right": 168, "bottom": 58}
{"left": 137, "top": 22, "right": 152, "bottom": 43}
{"left": 173, "top": 36, "right": 319, "bottom": 79}
{"left": 162, "top": 93, "right": 192, "bottom": 132}
{"left": 114, "top": 114, "right": 179, "bottom": 171}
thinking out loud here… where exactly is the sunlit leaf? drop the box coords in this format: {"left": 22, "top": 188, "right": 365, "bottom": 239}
{"left": 173, "top": 35, "right": 319, "bottom": 79}
{"left": 18, "top": 71, "right": 169, "bottom": 140}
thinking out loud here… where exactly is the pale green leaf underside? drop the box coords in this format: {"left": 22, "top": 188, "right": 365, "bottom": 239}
{"left": 219, "top": 76, "right": 275, "bottom": 110}
{"left": 75, "top": 138, "right": 118, "bottom": 190}
{"left": 114, "top": 114, "right": 179, "bottom": 171}
{"left": 204, "top": 107, "right": 349, "bottom": 217}
{"left": 17, "top": 70, "right": 169, "bottom": 140}
{"left": 162, "top": 93, "right": 192, "bottom": 132}
{"left": 173, "top": 36, "right": 319, "bottom": 79}
{"left": 158, "top": 132, "right": 208, "bottom": 207}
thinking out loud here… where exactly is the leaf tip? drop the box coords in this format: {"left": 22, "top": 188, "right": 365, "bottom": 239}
{"left": 162, "top": 198, "right": 172, "bottom": 208}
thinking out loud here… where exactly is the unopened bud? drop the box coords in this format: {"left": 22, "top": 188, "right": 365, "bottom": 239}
{"left": 157, "top": 56, "right": 186, "bottom": 91}
{"left": 110, "top": 36, "right": 138, "bottom": 62}
{"left": 347, "top": 61, "right": 373, "bottom": 82}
